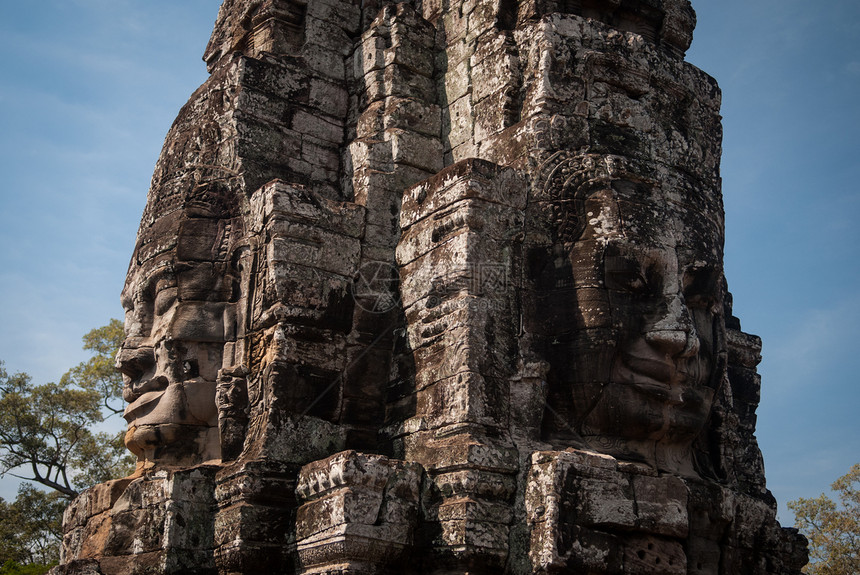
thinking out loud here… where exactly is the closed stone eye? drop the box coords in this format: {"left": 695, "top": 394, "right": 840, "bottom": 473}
{"left": 604, "top": 255, "right": 651, "bottom": 295}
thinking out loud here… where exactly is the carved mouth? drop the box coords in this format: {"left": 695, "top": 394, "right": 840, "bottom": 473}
{"left": 123, "top": 377, "right": 218, "bottom": 429}
{"left": 123, "top": 376, "right": 187, "bottom": 419}
{"left": 622, "top": 354, "right": 675, "bottom": 383}
{"left": 614, "top": 351, "right": 711, "bottom": 408}
{"left": 614, "top": 354, "right": 686, "bottom": 404}
{"left": 124, "top": 375, "right": 169, "bottom": 403}
{"left": 124, "top": 390, "right": 166, "bottom": 421}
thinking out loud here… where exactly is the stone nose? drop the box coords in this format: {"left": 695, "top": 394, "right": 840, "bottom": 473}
{"left": 115, "top": 344, "right": 156, "bottom": 380}
{"left": 645, "top": 329, "right": 699, "bottom": 358}
{"left": 645, "top": 295, "right": 699, "bottom": 358}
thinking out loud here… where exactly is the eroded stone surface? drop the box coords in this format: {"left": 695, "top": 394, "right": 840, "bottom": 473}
{"left": 53, "top": 1, "right": 807, "bottom": 574}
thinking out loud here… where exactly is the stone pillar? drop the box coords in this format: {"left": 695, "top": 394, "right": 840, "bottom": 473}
{"left": 214, "top": 181, "right": 366, "bottom": 574}
{"left": 340, "top": 2, "right": 442, "bottom": 450}
{"left": 394, "top": 159, "right": 526, "bottom": 572}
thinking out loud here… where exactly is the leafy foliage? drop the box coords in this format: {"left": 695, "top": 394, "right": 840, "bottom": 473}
{"left": 789, "top": 463, "right": 860, "bottom": 575}
{"left": 0, "top": 484, "right": 65, "bottom": 567}
{"left": 0, "top": 562, "right": 56, "bottom": 575}
{"left": 0, "top": 320, "right": 133, "bottom": 498}
{"left": 0, "top": 320, "right": 134, "bottom": 570}
{"left": 0, "top": 365, "right": 102, "bottom": 497}
{"left": 58, "top": 319, "right": 124, "bottom": 416}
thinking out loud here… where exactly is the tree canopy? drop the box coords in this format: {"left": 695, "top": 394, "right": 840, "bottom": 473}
{"left": 0, "top": 484, "right": 64, "bottom": 567}
{"left": 59, "top": 319, "right": 125, "bottom": 416}
{"left": 789, "top": 463, "right": 860, "bottom": 575}
{"left": 0, "top": 320, "right": 133, "bottom": 569}
{"left": 0, "top": 320, "right": 130, "bottom": 498}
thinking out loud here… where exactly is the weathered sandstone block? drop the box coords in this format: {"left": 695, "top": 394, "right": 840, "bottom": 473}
{"left": 53, "top": 1, "right": 807, "bottom": 574}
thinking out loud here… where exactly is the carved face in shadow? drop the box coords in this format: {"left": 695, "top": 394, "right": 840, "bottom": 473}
{"left": 117, "top": 217, "right": 237, "bottom": 468}
{"left": 540, "top": 179, "right": 725, "bottom": 474}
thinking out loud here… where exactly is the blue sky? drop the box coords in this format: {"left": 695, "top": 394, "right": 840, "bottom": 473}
{"left": 0, "top": 0, "right": 858, "bottom": 524}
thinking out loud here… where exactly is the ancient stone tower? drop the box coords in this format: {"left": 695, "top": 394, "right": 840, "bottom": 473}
{"left": 52, "top": 1, "right": 808, "bottom": 573}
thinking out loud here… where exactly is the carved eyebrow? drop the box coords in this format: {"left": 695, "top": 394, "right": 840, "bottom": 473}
{"left": 137, "top": 262, "right": 177, "bottom": 302}
{"left": 120, "top": 287, "right": 134, "bottom": 311}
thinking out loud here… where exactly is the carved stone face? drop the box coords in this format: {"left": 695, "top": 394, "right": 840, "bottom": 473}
{"left": 542, "top": 180, "right": 725, "bottom": 474}
{"left": 117, "top": 218, "right": 236, "bottom": 468}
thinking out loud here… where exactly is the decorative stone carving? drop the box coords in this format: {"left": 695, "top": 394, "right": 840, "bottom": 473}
{"left": 526, "top": 151, "right": 727, "bottom": 477}
{"left": 117, "top": 208, "right": 238, "bottom": 468}
{"left": 52, "top": 1, "right": 808, "bottom": 574}
{"left": 216, "top": 366, "right": 249, "bottom": 462}
{"left": 294, "top": 450, "right": 421, "bottom": 573}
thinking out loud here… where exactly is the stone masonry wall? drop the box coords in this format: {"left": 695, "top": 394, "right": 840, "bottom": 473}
{"left": 52, "top": 1, "right": 807, "bottom": 574}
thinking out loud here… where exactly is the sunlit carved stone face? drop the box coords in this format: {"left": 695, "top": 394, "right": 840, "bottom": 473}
{"left": 117, "top": 227, "right": 234, "bottom": 468}
{"left": 547, "top": 181, "right": 725, "bottom": 474}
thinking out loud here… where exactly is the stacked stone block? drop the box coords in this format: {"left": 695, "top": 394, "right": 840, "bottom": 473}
{"left": 394, "top": 159, "right": 526, "bottom": 571}
{"left": 527, "top": 450, "right": 804, "bottom": 575}
{"left": 52, "top": 2, "right": 808, "bottom": 574}
{"left": 341, "top": 3, "right": 442, "bottom": 450}
{"left": 294, "top": 451, "right": 421, "bottom": 574}
{"left": 60, "top": 470, "right": 217, "bottom": 575}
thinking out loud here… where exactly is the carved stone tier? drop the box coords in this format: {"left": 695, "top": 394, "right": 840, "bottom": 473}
{"left": 52, "top": 0, "right": 807, "bottom": 573}
{"left": 295, "top": 451, "right": 421, "bottom": 573}
{"left": 526, "top": 449, "right": 806, "bottom": 574}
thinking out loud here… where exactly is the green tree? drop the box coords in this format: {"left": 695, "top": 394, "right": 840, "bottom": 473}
{"left": 0, "top": 498, "right": 29, "bottom": 565}
{"left": 0, "top": 484, "right": 64, "bottom": 567}
{"left": 59, "top": 319, "right": 124, "bottom": 416}
{"left": 0, "top": 320, "right": 134, "bottom": 498}
{"left": 0, "top": 365, "right": 101, "bottom": 497}
{"left": 789, "top": 463, "right": 860, "bottom": 575}
{"left": 0, "top": 561, "right": 56, "bottom": 575}
{"left": 0, "top": 320, "right": 134, "bottom": 570}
